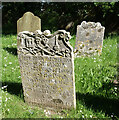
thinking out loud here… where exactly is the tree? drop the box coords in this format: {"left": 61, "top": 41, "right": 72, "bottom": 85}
{"left": 2, "top": 2, "right": 119, "bottom": 35}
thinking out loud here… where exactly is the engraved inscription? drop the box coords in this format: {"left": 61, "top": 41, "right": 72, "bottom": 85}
{"left": 17, "top": 30, "right": 76, "bottom": 109}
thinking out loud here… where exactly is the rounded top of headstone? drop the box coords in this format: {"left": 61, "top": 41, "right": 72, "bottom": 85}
{"left": 17, "top": 12, "right": 35, "bottom": 22}
{"left": 17, "top": 11, "right": 41, "bottom": 34}
{"left": 23, "top": 11, "right": 34, "bottom": 15}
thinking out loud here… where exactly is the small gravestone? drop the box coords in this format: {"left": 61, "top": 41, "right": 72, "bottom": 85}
{"left": 74, "top": 21, "right": 105, "bottom": 57}
{"left": 17, "top": 29, "right": 76, "bottom": 109}
{"left": 17, "top": 12, "right": 41, "bottom": 34}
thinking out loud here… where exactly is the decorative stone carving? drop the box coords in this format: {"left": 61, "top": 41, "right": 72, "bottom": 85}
{"left": 74, "top": 21, "right": 105, "bottom": 57}
{"left": 17, "top": 30, "right": 76, "bottom": 109}
{"left": 17, "top": 12, "right": 41, "bottom": 34}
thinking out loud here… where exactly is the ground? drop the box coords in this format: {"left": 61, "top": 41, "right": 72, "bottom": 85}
{"left": 1, "top": 35, "right": 119, "bottom": 119}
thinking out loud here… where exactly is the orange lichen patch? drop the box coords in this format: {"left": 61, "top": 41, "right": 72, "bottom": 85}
{"left": 97, "top": 45, "right": 102, "bottom": 49}
{"left": 97, "top": 49, "right": 101, "bottom": 53}
{"left": 100, "top": 45, "right": 102, "bottom": 48}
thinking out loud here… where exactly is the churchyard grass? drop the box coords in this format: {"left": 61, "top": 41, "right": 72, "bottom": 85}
{"left": 1, "top": 34, "right": 119, "bottom": 118}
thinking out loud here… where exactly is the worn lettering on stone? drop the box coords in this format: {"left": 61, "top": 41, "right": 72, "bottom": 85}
{"left": 74, "top": 21, "right": 105, "bottom": 57}
{"left": 17, "top": 30, "right": 76, "bottom": 109}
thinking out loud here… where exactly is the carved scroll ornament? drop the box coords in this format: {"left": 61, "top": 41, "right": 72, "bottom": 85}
{"left": 17, "top": 30, "right": 72, "bottom": 58}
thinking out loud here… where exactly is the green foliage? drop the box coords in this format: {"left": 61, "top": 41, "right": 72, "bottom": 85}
{"left": 2, "top": 2, "right": 119, "bottom": 35}
{"left": 74, "top": 36, "right": 118, "bottom": 97}
{"left": 1, "top": 35, "right": 119, "bottom": 119}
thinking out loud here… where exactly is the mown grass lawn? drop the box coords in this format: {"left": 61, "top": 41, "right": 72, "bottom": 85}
{"left": 1, "top": 34, "right": 119, "bottom": 119}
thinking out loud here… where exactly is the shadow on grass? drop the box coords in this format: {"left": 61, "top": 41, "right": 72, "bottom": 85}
{"left": 3, "top": 47, "right": 17, "bottom": 56}
{"left": 2, "top": 81, "right": 24, "bottom": 100}
{"left": 76, "top": 92, "right": 119, "bottom": 118}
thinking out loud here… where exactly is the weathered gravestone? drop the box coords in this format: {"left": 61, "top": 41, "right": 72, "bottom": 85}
{"left": 74, "top": 21, "right": 105, "bottom": 57}
{"left": 17, "top": 12, "right": 41, "bottom": 34}
{"left": 17, "top": 29, "right": 76, "bottom": 109}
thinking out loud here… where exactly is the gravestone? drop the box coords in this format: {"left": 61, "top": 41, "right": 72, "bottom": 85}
{"left": 17, "top": 29, "right": 76, "bottom": 109}
{"left": 74, "top": 21, "right": 105, "bottom": 57}
{"left": 17, "top": 12, "right": 41, "bottom": 34}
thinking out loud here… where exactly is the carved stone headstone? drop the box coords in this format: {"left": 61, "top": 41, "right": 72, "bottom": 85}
{"left": 17, "top": 12, "right": 41, "bottom": 34}
{"left": 74, "top": 21, "right": 105, "bottom": 57}
{"left": 17, "top": 29, "right": 76, "bottom": 109}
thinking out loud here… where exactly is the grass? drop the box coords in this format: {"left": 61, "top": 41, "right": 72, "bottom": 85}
{"left": 1, "top": 34, "right": 119, "bottom": 119}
